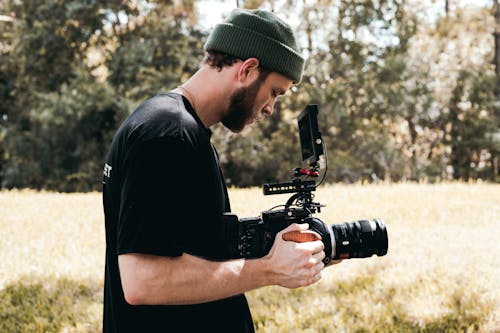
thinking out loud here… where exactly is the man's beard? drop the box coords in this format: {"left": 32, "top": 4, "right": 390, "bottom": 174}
{"left": 221, "top": 78, "right": 262, "bottom": 133}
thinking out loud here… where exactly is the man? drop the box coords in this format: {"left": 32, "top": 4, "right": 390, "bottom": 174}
{"left": 102, "top": 8, "right": 339, "bottom": 332}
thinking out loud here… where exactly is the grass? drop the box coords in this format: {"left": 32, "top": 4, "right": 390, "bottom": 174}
{"left": 0, "top": 183, "right": 499, "bottom": 332}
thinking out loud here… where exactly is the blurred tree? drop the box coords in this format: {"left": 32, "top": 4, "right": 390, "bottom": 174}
{"left": 445, "top": 68, "right": 498, "bottom": 181}
{"left": 4, "top": 66, "right": 127, "bottom": 191}
{"left": 289, "top": 0, "right": 419, "bottom": 183}
{"left": 0, "top": 0, "right": 136, "bottom": 190}
{"left": 493, "top": 0, "right": 500, "bottom": 180}
{"left": 214, "top": 0, "right": 422, "bottom": 185}
{"left": 0, "top": 0, "right": 204, "bottom": 191}
{"left": 106, "top": 0, "right": 206, "bottom": 103}
{"left": 0, "top": 0, "right": 498, "bottom": 190}
{"left": 0, "top": 10, "right": 15, "bottom": 188}
{"left": 418, "top": 6, "right": 498, "bottom": 181}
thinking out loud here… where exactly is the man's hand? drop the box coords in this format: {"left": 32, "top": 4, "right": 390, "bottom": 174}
{"left": 264, "top": 223, "right": 326, "bottom": 288}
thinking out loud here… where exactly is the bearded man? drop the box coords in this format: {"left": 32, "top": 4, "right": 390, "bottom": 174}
{"left": 102, "top": 8, "right": 339, "bottom": 333}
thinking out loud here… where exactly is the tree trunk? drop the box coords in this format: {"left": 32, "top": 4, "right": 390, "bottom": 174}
{"left": 494, "top": 0, "right": 500, "bottom": 180}
{"left": 494, "top": 0, "right": 500, "bottom": 101}
{"left": 405, "top": 115, "right": 419, "bottom": 181}
{"left": 302, "top": 0, "right": 313, "bottom": 53}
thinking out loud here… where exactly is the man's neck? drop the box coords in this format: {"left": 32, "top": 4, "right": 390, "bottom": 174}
{"left": 175, "top": 65, "right": 235, "bottom": 128}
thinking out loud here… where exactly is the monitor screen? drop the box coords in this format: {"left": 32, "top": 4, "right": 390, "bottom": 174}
{"left": 297, "top": 104, "right": 323, "bottom": 166}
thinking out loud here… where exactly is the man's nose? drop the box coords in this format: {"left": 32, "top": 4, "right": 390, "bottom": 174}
{"left": 264, "top": 100, "right": 276, "bottom": 116}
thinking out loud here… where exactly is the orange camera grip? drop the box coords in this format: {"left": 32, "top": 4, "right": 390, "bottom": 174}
{"left": 282, "top": 230, "right": 322, "bottom": 243}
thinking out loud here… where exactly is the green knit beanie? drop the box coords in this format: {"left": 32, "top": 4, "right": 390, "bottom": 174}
{"left": 204, "top": 9, "right": 305, "bottom": 83}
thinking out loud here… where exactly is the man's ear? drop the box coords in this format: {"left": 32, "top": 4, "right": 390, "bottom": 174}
{"left": 236, "top": 58, "right": 260, "bottom": 83}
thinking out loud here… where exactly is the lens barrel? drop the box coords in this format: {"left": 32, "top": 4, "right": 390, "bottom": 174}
{"left": 331, "top": 218, "right": 388, "bottom": 259}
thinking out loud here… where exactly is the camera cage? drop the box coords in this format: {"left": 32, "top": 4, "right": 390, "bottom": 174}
{"left": 223, "top": 103, "right": 387, "bottom": 262}
{"left": 262, "top": 104, "right": 326, "bottom": 213}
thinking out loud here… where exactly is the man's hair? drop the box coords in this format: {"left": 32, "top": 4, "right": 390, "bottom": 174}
{"left": 203, "top": 50, "right": 271, "bottom": 82}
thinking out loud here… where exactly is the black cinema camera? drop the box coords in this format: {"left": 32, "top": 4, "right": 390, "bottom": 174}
{"left": 222, "top": 105, "right": 388, "bottom": 265}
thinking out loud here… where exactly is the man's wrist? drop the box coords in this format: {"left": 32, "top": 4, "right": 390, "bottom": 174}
{"left": 241, "top": 256, "right": 275, "bottom": 288}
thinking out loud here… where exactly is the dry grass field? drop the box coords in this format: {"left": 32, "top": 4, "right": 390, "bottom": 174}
{"left": 0, "top": 183, "right": 499, "bottom": 332}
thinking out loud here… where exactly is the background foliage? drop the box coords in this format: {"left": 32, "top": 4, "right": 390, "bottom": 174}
{"left": 0, "top": 0, "right": 499, "bottom": 191}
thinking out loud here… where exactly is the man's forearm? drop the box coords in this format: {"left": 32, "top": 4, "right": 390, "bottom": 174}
{"left": 119, "top": 252, "right": 272, "bottom": 306}
{"left": 119, "top": 224, "right": 327, "bottom": 306}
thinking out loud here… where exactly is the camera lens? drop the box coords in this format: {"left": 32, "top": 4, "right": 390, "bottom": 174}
{"left": 331, "top": 218, "right": 388, "bottom": 259}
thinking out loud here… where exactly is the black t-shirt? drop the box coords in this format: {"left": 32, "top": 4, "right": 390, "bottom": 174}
{"left": 102, "top": 93, "right": 254, "bottom": 332}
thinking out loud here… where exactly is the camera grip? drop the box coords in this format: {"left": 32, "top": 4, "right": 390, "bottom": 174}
{"left": 282, "top": 230, "right": 322, "bottom": 243}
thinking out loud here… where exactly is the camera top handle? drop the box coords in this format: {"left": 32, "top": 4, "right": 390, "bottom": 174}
{"left": 263, "top": 178, "right": 321, "bottom": 212}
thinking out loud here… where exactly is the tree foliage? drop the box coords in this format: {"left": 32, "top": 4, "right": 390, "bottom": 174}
{"left": 0, "top": 0, "right": 498, "bottom": 191}
{"left": 0, "top": 0, "right": 204, "bottom": 191}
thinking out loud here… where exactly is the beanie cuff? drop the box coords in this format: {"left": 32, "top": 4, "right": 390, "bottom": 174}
{"left": 204, "top": 23, "right": 304, "bottom": 83}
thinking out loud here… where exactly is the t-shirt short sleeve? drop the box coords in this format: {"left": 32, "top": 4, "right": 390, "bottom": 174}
{"left": 116, "top": 136, "right": 194, "bottom": 257}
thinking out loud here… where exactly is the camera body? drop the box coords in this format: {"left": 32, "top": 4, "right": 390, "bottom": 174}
{"left": 222, "top": 105, "right": 388, "bottom": 264}
{"left": 223, "top": 185, "right": 323, "bottom": 259}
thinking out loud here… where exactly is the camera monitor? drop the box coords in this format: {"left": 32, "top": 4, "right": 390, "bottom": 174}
{"left": 297, "top": 104, "right": 324, "bottom": 166}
